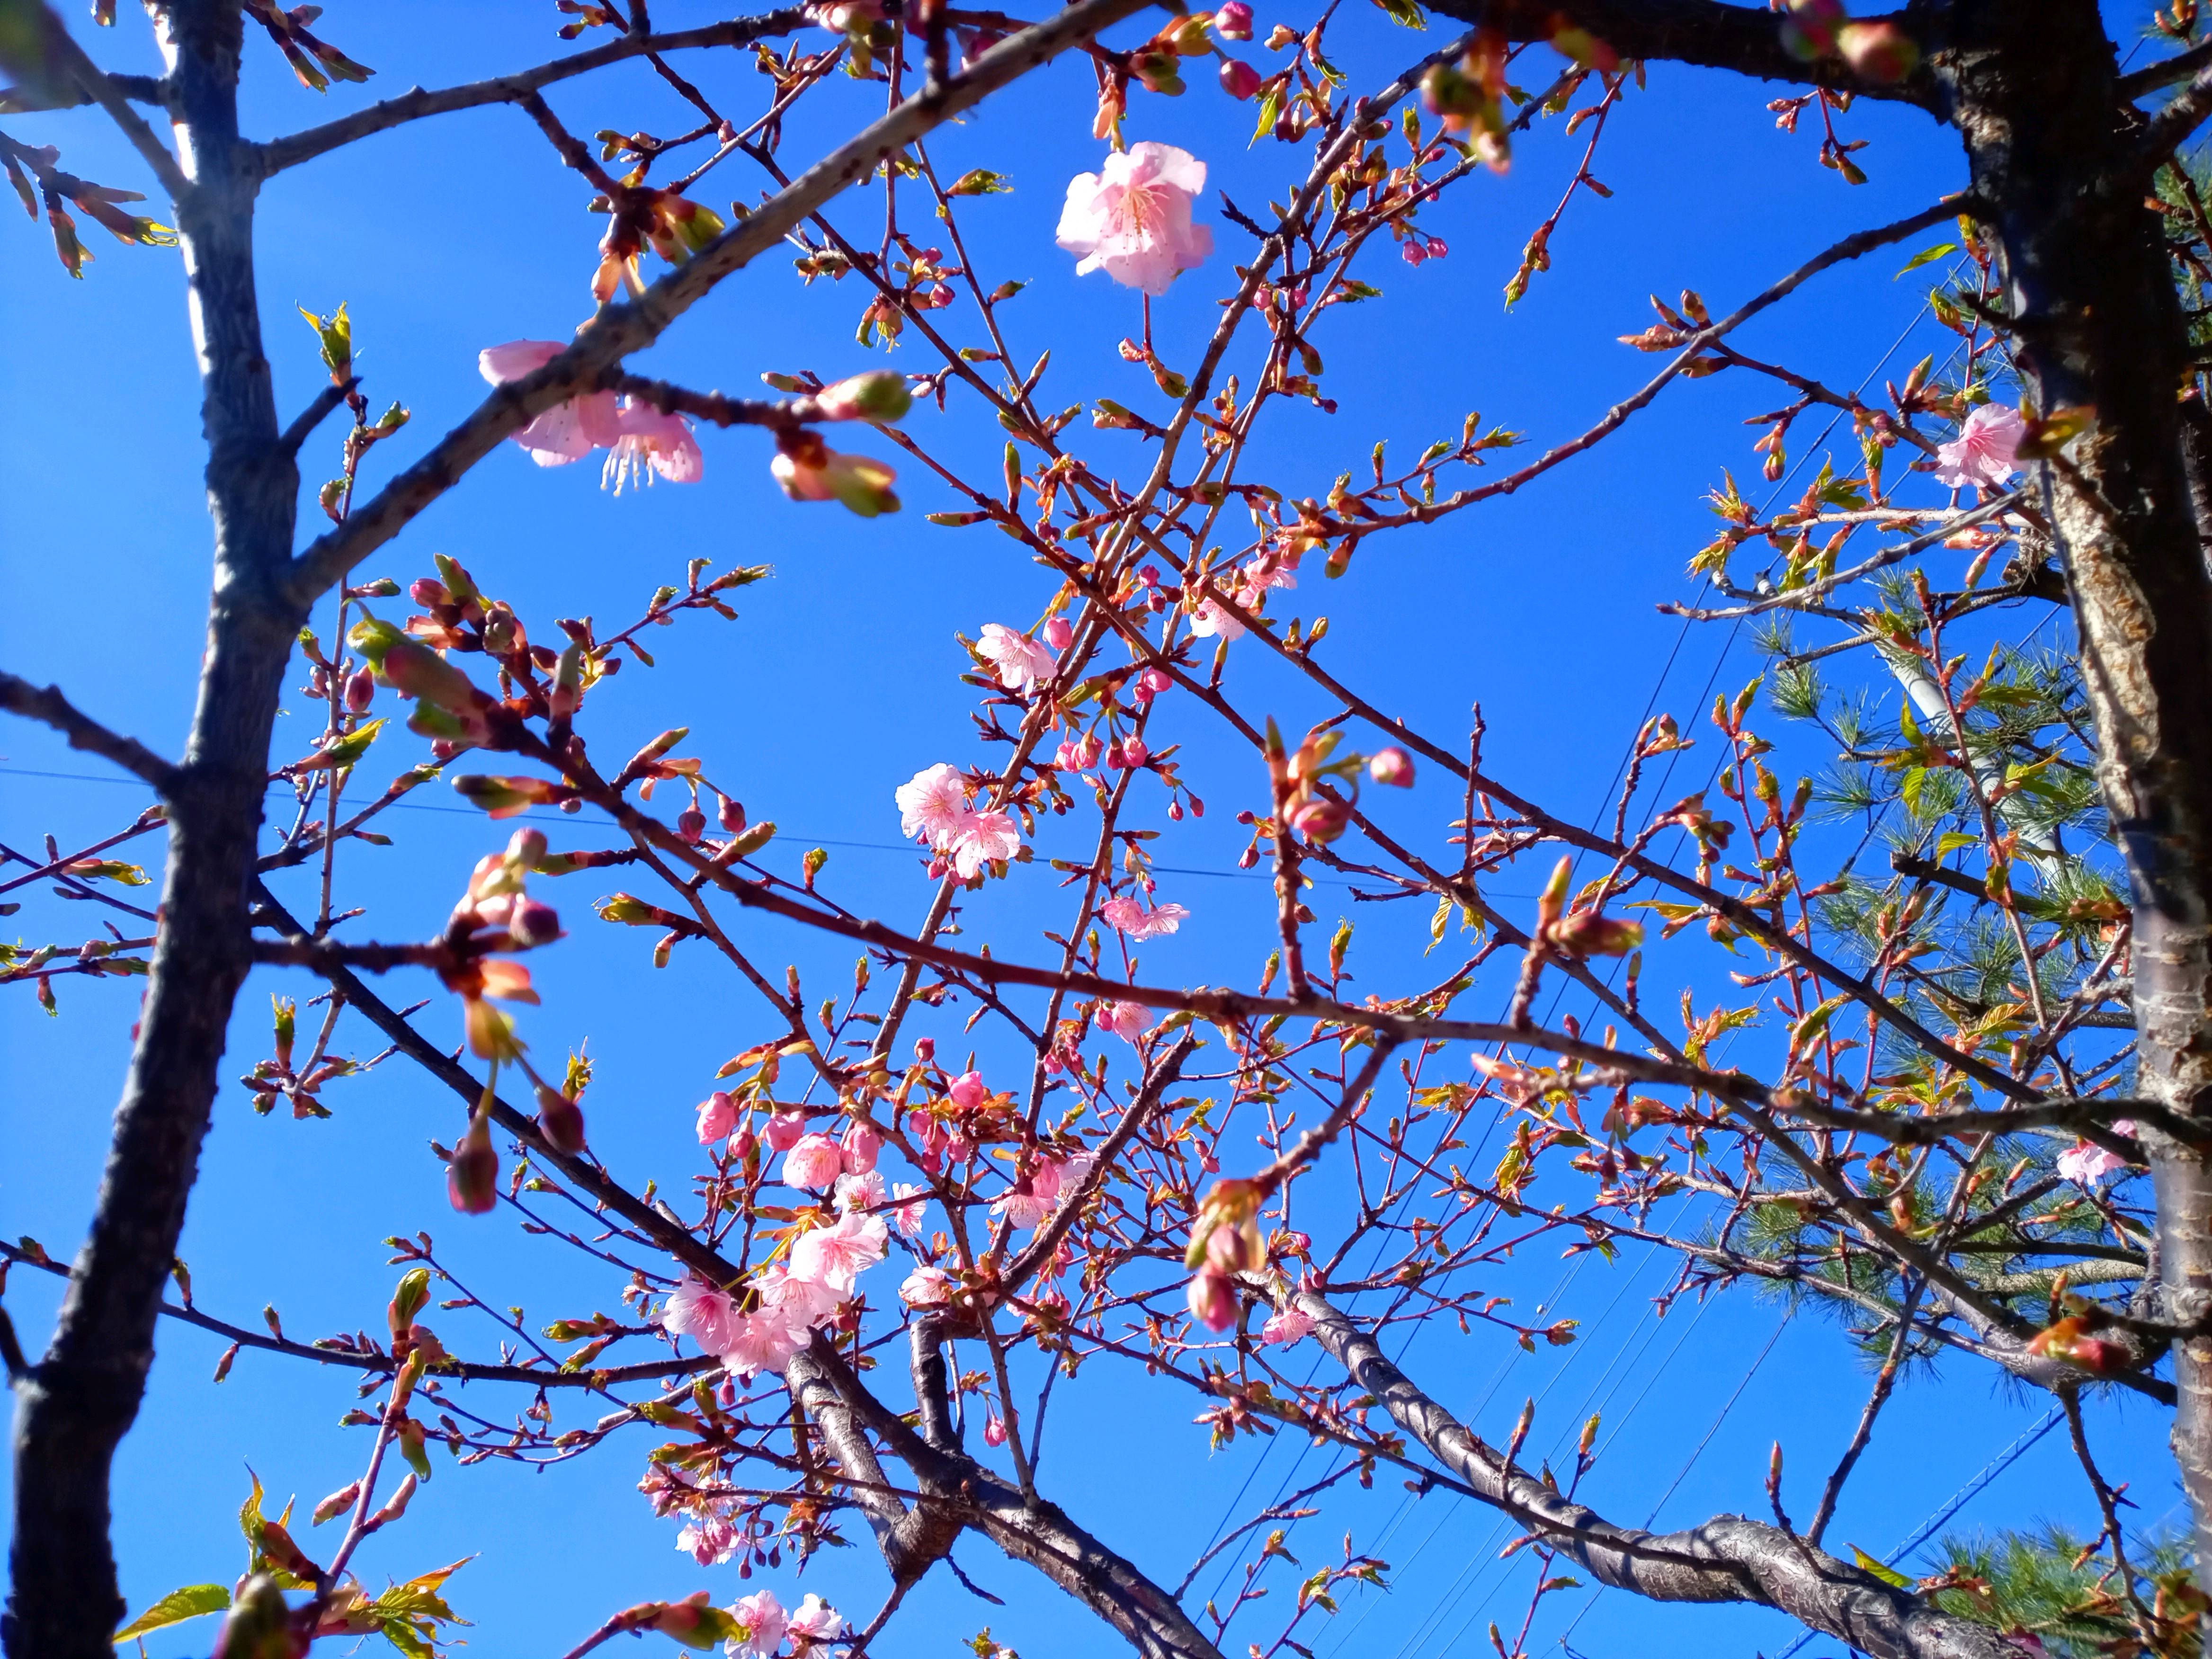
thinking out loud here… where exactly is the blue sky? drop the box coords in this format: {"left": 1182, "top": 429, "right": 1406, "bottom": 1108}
{"left": 0, "top": 3, "right": 2180, "bottom": 1656}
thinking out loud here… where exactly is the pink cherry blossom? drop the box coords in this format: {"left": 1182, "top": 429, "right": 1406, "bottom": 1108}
{"left": 2057, "top": 1121, "right": 2136, "bottom": 1185}
{"left": 1188, "top": 595, "right": 1245, "bottom": 640}
{"left": 983, "top": 1412, "right": 1008, "bottom": 1447}
{"left": 1055, "top": 732, "right": 1103, "bottom": 771}
{"left": 949, "top": 809, "right": 1021, "bottom": 878}
{"left": 1932, "top": 403, "right": 2026, "bottom": 490}
{"left": 1186, "top": 1265, "right": 1237, "bottom": 1330}
{"left": 1096, "top": 999, "right": 1148, "bottom": 1041}
{"left": 603, "top": 401, "right": 705, "bottom": 493}
{"left": 1044, "top": 617, "right": 1074, "bottom": 651}
{"left": 696, "top": 1090, "right": 739, "bottom": 1145}
{"left": 1100, "top": 895, "right": 1190, "bottom": 940}
{"left": 765, "top": 1109, "right": 808, "bottom": 1153}
{"left": 949, "top": 1070, "right": 990, "bottom": 1109}
{"left": 1132, "top": 668, "right": 1172, "bottom": 703}
{"left": 790, "top": 1208, "right": 889, "bottom": 1289}
{"left": 731, "top": 1589, "right": 788, "bottom": 1659}
{"left": 889, "top": 1181, "right": 929, "bottom": 1237}
{"left": 782, "top": 1132, "right": 846, "bottom": 1190}
{"left": 1260, "top": 1306, "right": 1315, "bottom": 1346}
{"left": 754, "top": 1261, "right": 839, "bottom": 1329}
{"left": 722, "top": 1308, "right": 806, "bottom": 1380}
{"left": 976, "top": 623, "right": 1058, "bottom": 693}
{"left": 478, "top": 339, "right": 622, "bottom": 467}
{"left": 841, "top": 1120, "right": 883, "bottom": 1173}
{"left": 676, "top": 1512, "right": 739, "bottom": 1566}
{"left": 835, "top": 1168, "right": 887, "bottom": 1215}
{"left": 897, "top": 762, "right": 970, "bottom": 850}
{"left": 1055, "top": 141, "right": 1214, "bottom": 297}
{"left": 786, "top": 1594, "right": 844, "bottom": 1646}
{"left": 661, "top": 1271, "right": 744, "bottom": 1356}
{"left": 901, "top": 1265, "right": 955, "bottom": 1306}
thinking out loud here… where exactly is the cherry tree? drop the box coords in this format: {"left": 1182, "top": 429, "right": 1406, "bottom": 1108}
{"left": 6, "top": 1, "right": 2212, "bottom": 1658}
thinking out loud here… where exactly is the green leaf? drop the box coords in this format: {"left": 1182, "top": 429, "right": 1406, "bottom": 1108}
{"left": 1852, "top": 1546, "right": 1913, "bottom": 1589}
{"left": 1367, "top": 0, "right": 1426, "bottom": 25}
{"left": 114, "top": 1585, "right": 231, "bottom": 1643}
{"left": 67, "top": 860, "right": 150, "bottom": 887}
{"left": 1895, "top": 241, "right": 1958, "bottom": 278}
{"left": 945, "top": 168, "right": 1013, "bottom": 197}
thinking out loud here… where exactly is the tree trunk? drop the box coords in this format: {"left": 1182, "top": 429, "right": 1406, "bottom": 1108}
{"left": 1939, "top": 0, "right": 2212, "bottom": 1605}
{"left": 3, "top": 6, "right": 303, "bottom": 1654}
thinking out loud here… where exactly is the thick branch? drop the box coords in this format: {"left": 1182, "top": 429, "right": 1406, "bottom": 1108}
{"left": 1293, "top": 1289, "right": 2025, "bottom": 1659}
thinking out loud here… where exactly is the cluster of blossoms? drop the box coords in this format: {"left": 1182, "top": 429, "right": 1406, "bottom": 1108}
{"left": 599, "top": 1580, "right": 845, "bottom": 1659}
{"left": 895, "top": 763, "right": 1023, "bottom": 879}
{"left": 976, "top": 620, "right": 1061, "bottom": 692}
{"left": 478, "top": 339, "right": 703, "bottom": 492}
{"left": 1098, "top": 893, "right": 1189, "bottom": 940}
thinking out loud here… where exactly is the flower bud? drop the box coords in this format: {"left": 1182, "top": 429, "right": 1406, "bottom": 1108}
{"left": 213, "top": 1575, "right": 302, "bottom": 1659}
{"left": 448, "top": 1110, "right": 499, "bottom": 1214}
{"left": 1219, "top": 58, "right": 1262, "bottom": 99}
{"left": 1284, "top": 792, "right": 1349, "bottom": 842}
{"left": 1542, "top": 910, "right": 1645, "bottom": 958}
{"left": 409, "top": 578, "right": 452, "bottom": 609}
{"left": 312, "top": 1481, "right": 361, "bottom": 1527}
{"left": 1186, "top": 1267, "right": 1238, "bottom": 1331}
{"left": 816, "top": 370, "right": 913, "bottom": 422}
{"left": 716, "top": 793, "right": 748, "bottom": 833}
{"left": 841, "top": 1120, "right": 883, "bottom": 1173}
{"left": 388, "top": 1267, "right": 432, "bottom": 1338}
{"left": 1213, "top": 1, "right": 1252, "bottom": 38}
{"left": 344, "top": 666, "right": 375, "bottom": 712}
{"left": 1368, "top": 747, "right": 1415, "bottom": 787}
{"left": 766, "top": 1109, "right": 807, "bottom": 1152}
{"left": 1837, "top": 20, "right": 1918, "bottom": 82}
{"left": 984, "top": 1412, "right": 1008, "bottom": 1446}
{"left": 537, "top": 1084, "right": 588, "bottom": 1154}
{"left": 1044, "top": 617, "right": 1074, "bottom": 651}
{"left": 677, "top": 807, "right": 707, "bottom": 844}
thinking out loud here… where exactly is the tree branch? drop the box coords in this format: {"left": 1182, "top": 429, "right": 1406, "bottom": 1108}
{"left": 1291, "top": 1288, "right": 2029, "bottom": 1659}
{"left": 0, "top": 671, "right": 179, "bottom": 793}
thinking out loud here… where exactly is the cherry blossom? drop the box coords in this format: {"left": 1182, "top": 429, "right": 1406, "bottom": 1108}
{"left": 1055, "top": 141, "right": 1214, "bottom": 296}
{"left": 1188, "top": 594, "right": 1246, "bottom": 640}
{"left": 604, "top": 401, "right": 705, "bottom": 493}
{"left": 900, "top": 1265, "right": 955, "bottom": 1306}
{"left": 722, "top": 1309, "right": 807, "bottom": 1380}
{"left": 786, "top": 1594, "right": 844, "bottom": 1646}
{"left": 477, "top": 339, "right": 621, "bottom": 467}
{"left": 1055, "top": 732, "right": 1103, "bottom": 770}
{"left": 976, "top": 623, "right": 1058, "bottom": 693}
{"left": 1260, "top": 1306, "right": 1315, "bottom": 1347}
{"left": 896, "top": 762, "right": 970, "bottom": 849}
{"left": 696, "top": 1090, "right": 739, "bottom": 1145}
{"left": 677, "top": 1511, "right": 740, "bottom": 1566}
{"left": 2057, "top": 1120, "right": 2137, "bottom": 1185}
{"left": 950, "top": 809, "right": 1021, "bottom": 878}
{"left": 889, "top": 1181, "right": 929, "bottom": 1237}
{"left": 983, "top": 1412, "right": 1009, "bottom": 1447}
{"left": 765, "top": 1109, "right": 808, "bottom": 1153}
{"left": 781, "top": 1133, "right": 845, "bottom": 1190}
{"left": 1100, "top": 895, "right": 1190, "bottom": 939}
{"left": 754, "top": 1262, "right": 839, "bottom": 1329}
{"left": 770, "top": 441, "right": 899, "bottom": 517}
{"left": 789, "top": 1209, "right": 888, "bottom": 1289}
{"left": 1932, "top": 402, "right": 2026, "bottom": 490}
{"left": 992, "top": 1158, "right": 1063, "bottom": 1231}
{"left": 1096, "top": 999, "right": 1148, "bottom": 1041}
{"left": 661, "top": 1272, "right": 744, "bottom": 1356}
{"left": 728, "top": 1590, "right": 789, "bottom": 1659}
{"left": 835, "top": 1168, "right": 887, "bottom": 1215}
{"left": 949, "top": 1070, "right": 990, "bottom": 1109}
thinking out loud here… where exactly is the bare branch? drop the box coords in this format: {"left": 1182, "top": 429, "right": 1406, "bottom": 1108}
{"left": 0, "top": 671, "right": 178, "bottom": 793}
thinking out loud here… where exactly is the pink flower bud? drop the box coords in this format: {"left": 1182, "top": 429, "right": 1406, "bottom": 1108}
{"left": 915, "top": 1036, "right": 937, "bottom": 1063}
{"left": 536, "top": 1085, "right": 587, "bottom": 1155}
{"left": 1044, "top": 617, "right": 1074, "bottom": 651}
{"left": 344, "top": 666, "right": 375, "bottom": 712}
{"left": 1213, "top": 1, "right": 1252, "bottom": 38}
{"left": 1219, "top": 58, "right": 1262, "bottom": 99}
{"left": 949, "top": 1070, "right": 989, "bottom": 1109}
{"left": 1368, "top": 747, "right": 1415, "bottom": 787}
{"left": 409, "top": 578, "right": 452, "bottom": 608}
{"left": 1186, "top": 1267, "right": 1238, "bottom": 1331}
{"left": 698, "top": 1090, "right": 740, "bottom": 1145}
{"left": 1424, "top": 236, "right": 1448, "bottom": 259}
{"left": 1284, "top": 793, "right": 1350, "bottom": 842}
{"left": 841, "top": 1121, "right": 883, "bottom": 1173}
{"left": 815, "top": 370, "right": 913, "bottom": 422}
{"left": 448, "top": 1112, "right": 499, "bottom": 1214}
{"left": 766, "top": 1109, "right": 807, "bottom": 1152}
{"left": 1402, "top": 239, "right": 1429, "bottom": 267}
{"left": 983, "top": 1412, "right": 1008, "bottom": 1447}
{"left": 1134, "top": 668, "right": 1172, "bottom": 702}
{"left": 1837, "top": 19, "right": 1918, "bottom": 82}
{"left": 716, "top": 793, "right": 747, "bottom": 833}
{"left": 676, "top": 807, "right": 707, "bottom": 843}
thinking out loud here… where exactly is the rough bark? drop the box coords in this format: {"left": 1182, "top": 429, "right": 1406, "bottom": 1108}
{"left": 1912, "top": 0, "right": 2212, "bottom": 1603}
{"left": 1293, "top": 1291, "right": 2025, "bottom": 1659}
{"left": 3, "top": 7, "right": 305, "bottom": 1655}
